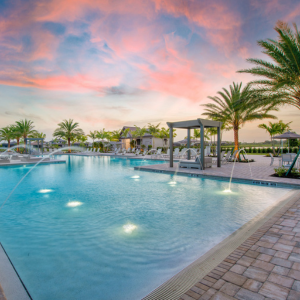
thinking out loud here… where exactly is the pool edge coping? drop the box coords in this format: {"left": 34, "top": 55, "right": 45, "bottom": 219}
{"left": 142, "top": 189, "right": 300, "bottom": 300}
{"left": 0, "top": 243, "right": 32, "bottom": 300}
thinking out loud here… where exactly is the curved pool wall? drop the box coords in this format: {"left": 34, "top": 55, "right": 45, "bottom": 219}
{"left": 0, "top": 156, "right": 291, "bottom": 300}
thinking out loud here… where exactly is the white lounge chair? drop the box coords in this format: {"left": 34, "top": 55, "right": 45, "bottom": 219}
{"left": 228, "top": 150, "right": 239, "bottom": 162}
{"left": 179, "top": 155, "right": 212, "bottom": 169}
{"left": 0, "top": 157, "right": 10, "bottom": 164}
{"left": 152, "top": 148, "right": 162, "bottom": 159}
{"left": 173, "top": 148, "right": 180, "bottom": 158}
{"left": 135, "top": 149, "right": 140, "bottom": 156}
{"left": 178, "top": 148, "right": 187, "bottom": 159}
{"left": 162, "top": 149, "right": 170, "bottom": 158}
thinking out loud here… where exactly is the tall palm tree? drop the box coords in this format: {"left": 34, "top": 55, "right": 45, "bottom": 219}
{"left": 53, "top": 119, "right": 84, "bottom": 150}
{"left": 202, "top": 82, "right": 278, "bottom": 151}
{"left": 238, "top": 21, "right": 300, "bottom": 110}
{"left": 14, "top": 119, "right": 37, "bottom": 149}
{"left": 11, "top": 126, "right": 23, "bottom": 151}
{"left": 0, "top": 126, "right": 14, "bottom": 149}
{"left": 87, "top": 130, "right": 97, "bottom": 147}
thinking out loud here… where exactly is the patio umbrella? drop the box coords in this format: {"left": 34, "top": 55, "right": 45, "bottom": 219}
{"left": 273, "top": 131, "right": 300, "bottom": 153}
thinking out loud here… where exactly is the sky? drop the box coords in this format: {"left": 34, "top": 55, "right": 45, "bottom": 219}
{"left": 0, "top": 0, "right": 300, "bottom": 142}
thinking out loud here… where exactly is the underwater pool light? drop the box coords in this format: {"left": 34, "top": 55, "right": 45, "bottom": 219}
{"left": 168, "top": 181, "right": 177, "bottom": 185}
{"left": 123, "top": 223, "right": 137, "bottom": 233}
{"left": 67, "top": 201, "right": 83, "bottom": 207}
{"left": 131, "top": 175, "right": 140, "bottom": 179}
{"left": 223, "top": 189, "right": 232, "bottom": 193}
{"left": 38, "top": 189, "right": 53, "bottom": 193}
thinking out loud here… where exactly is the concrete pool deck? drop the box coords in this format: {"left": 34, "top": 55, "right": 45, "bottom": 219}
{"left": 132, "top": 154, "right": 300, "bottom": 188}
{"left": 0, "top": 158, "right": 66, "bottom": 168}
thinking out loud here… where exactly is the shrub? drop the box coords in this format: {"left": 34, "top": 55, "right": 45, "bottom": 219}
{"left": 148, "top": 145, "right": 152, "bottom": 150}
{"left": 283, "top": 148, "right": 288, "bottom": 153}
{"left": 253, "top": 148, "right": 257, "bottom": 153}
{"left": 274, "top": 167, "right": 288, "bottom": 177}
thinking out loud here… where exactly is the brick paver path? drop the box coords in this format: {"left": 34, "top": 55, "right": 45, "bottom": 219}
{"left": 180, "top": 195, "right": 300, "bottom": 300}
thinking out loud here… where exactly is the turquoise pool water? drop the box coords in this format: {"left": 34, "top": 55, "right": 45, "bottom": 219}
{"left": 0, "top": 156, "right": 290, "bottom": 300}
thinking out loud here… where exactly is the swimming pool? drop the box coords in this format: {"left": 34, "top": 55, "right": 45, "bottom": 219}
{"left": 0, "top": 156, "right": 290, "bottom": 299}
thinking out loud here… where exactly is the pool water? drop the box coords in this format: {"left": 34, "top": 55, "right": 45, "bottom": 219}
{"left": 0, "top": 156, "right": 290, "bottom": 300}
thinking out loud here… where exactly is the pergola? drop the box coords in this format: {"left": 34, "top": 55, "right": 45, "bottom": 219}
{"left": 24, "top": 138, "right": 44, "bottom": 155}
{"left": 167, "top": 118, "right": 223, "bottom": 169}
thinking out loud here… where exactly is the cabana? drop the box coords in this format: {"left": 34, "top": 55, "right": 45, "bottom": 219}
{"left": 24, "top": 138, "right": 44, "bottom": 155}
{"left": 167, "top": 119, "right": 223, "bottom": 169}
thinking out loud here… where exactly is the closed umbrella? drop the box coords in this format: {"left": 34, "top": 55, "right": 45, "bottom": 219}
{"left": 273, "top": 131, "right": 300, "bottom": 153}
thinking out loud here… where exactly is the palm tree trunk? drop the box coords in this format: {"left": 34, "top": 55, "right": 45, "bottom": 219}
{"left": 234, "top": 127, "right": 239, "bottom": 151}
{"left": 68, "top": 138, "right": 71, "bottom": 153}
{"left": 17, "top": 138, "right": 19, "bottom": 152}
{"left": 8, "top": 139, "right": 10, "bottom": 149}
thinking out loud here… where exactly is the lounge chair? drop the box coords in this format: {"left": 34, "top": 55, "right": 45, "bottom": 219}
{"left": 114, "top": 148, "right": 120, "bottom": 155}
{"left": 152, "top": 148, "right": 162, "bottom": 159}
{"left": 162, "top": 149, "right": 170, "bottom": 158}
{"left": 228, "top": 150, "right": 239, "bottom": 162}
{"left": 178, "top": 148, "right": 187, "bottom": 159}
{"left": 0, "top": 157, "right": 10, "bottom": 164}
{"left": 212, "top": 151, "right": 225, "bottom": 164}
{"left": 179, "top": 155, "right": 212, "bottom": 169}
{"left": 135, "top": 149, "right": 140, "bottom": 156}
{"left": 173, "top": 148, "right": 180, "bottom": 158}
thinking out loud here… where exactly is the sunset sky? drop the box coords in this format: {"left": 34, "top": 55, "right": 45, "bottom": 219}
{"left": 0, "top": 0, "right": 300, "bottom": 142}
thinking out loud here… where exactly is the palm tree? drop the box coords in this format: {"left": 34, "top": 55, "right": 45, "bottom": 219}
{"left": 202, "top": 82, "right": 278, "bottom": 151}
{"left": 132, "top": 126, "right": 147, "bottom": 148}
{"left": 11, "top": 126, "right": 23, "bottom": 152}
{"left": 53, "top": 119, "right": 84, "bottom": 150}
{"left": 109, "top": 130, "right": 122, "bottom": 142}
{"left": 154, "top": 127, "right": 176, "bottom": 150}
{"left": 31, "top": 132, "right": 46, "bottom": 139}
{"left": 0, "top": 126, "right": 14, "bottom": 149}
{"left": 14, "top": 119, "right": 37, "bottom": 152}
{"left": 238, "top": 21, "right": 300, "bottom": 110}
{"left": 258, "top": 122, "right": 280, "bottom": 144}
{"left": 277, "top": 120, "right": 292, "bottom": 134}
{"left": 87, "top": 130, "right": 97, "bottom": 147}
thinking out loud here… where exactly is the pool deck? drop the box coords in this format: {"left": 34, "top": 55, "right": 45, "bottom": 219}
{"left": 133, "top": 154, "right": 300, "bottom": 188}
{"left": 0, "top": 158, "right": 66, "bottom": 167}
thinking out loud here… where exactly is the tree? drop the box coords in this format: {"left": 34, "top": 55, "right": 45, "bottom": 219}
{"left": 238, "top": 21, "right": 300, "bottom": 110}
{"left": 154, "top": 127, "right": 176, "bottom": 150}
{"left": 14, "top": 119, "right": 37, "bottom": 152}
{"left": 148, "top": 123, "right": 161, "bottom": 149}
{"left": 31, "top": 132, "right": 46, "bottom": 139}
{"left": 258, "top": 120, "right": 291, "bottom": 145}
{"left": 87, "top": 130, "right": 97, "bottom": 147}
{"left": 53, "top": 119, "right": 84, "bottom": 151}
{"left": 11, "top": 126, "right": 23, "bottom": 151}
{"left": 277, "top": 120, "right": 292, "bottom": 134}
{"left": 0, "top": 126, "right": 14, "bottom": 149}
{"left": 109, "top": 130, "right": 122, "bottom": 142}
{"left": 131, "top": 126, "right": 147, "bottom": 148}
{"left": 202, "top": 82, "right": 278, "bottom": 151}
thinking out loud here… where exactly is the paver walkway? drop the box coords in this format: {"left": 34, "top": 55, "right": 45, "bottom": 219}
{"left": 180, "top": 193, "right": 300, "bottom": 300}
